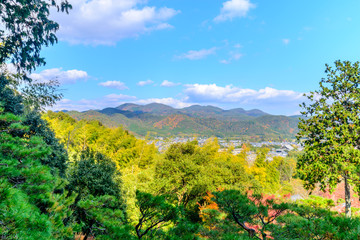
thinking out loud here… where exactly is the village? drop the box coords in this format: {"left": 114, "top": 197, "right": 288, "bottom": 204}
{"left": 150, "top": 137, "right": 303, "bottom": 162}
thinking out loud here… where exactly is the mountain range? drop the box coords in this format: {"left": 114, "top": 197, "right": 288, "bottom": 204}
{"left": 65, "top": 103, "right": 300, "bottom": 140}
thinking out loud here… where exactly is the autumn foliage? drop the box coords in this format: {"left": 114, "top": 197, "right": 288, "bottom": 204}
{"left": 199, "top": 190, "right": 290, "bottom": 239}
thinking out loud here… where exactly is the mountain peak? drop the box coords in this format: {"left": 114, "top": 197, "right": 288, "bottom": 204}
{"left": 183, "top": 105, "right": 223, "bottom": 112}
{"left": 116, "top": 103, "right": 140, "bottom": 111}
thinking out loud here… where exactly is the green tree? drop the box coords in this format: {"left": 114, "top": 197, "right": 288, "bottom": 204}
{"left": 134, "top": 191, "right": 177, "bottom": 239}
{"left": 154, "top": 139, "right": 253, "bottom": 222}
{"left": 0, "top": 74, "right": 23, "bottom": 115}
{"left": 0, "top": 0, "right": 71, "bottom": 111}
{"left": 0, "top": 0, "right": 71, "bottom": 72}
{"left": 213, "top": 190, "right": 289, "bottom": 240}
{"left": 75, "top": 195, "right": 130, "bottom": 240}
{"left": 66, "top": 148, "right": 127, "bottom": 239}
{"left": 0, "top": 105, "right": 74, "bottom": 239}
{"left": 271, "top": 156, "right": 296, "bottom": 184}
{"left": 0, "top": 1, "right": 79, "bottom": 238}
{"left": 154, "top": 141, "right": 204, "bottom": 208}
{"left": 297, "top": 60, "right": 360, "bottom": 217}
{"left": 67, "top": 149, "right": 122, "bottom": 200}
{"left": 1, "top": 75, "right": 68, "bottom": 176}
{"left": 274, "top": 202, "right": 360, "bottom": 239}
{"left": 23, "top": 111, "right": 68, "bottom": 176}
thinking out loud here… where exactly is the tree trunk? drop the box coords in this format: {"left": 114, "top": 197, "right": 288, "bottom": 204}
{"left": 345, "top": 175, "right": 351, "bottom": 218}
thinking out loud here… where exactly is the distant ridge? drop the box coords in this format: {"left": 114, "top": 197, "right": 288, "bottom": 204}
{"left": 115, "top": 103, "right": 268, "bottom": 117}
{"left": 64, "top": 103, "right": 299, "bottom": 140}
{"left": 117, "top": 103, "right": 176, "bottom": 115}
{"left": 226, "top": 108, "right": 268, "bottom": 117}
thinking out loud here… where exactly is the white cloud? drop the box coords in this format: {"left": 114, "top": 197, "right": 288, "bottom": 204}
{"left": 51, "top": 0, "right": 180, "bottom": 45}
{"left": 232, "top": 53, "right": 242, "bottom": 60}
{"left": 257, "top": 87, "right": 301, "bottom": 100}
{"left": 214, "top": 0, "right": 255, "bottom": 22}
{"left": 3, "top": 64, "right": 17, "bottom": 74}
{"left": 51, "top": 98, "right": 99, "bottom": 111}
{"left": 220, "top": 52, "right": 243, "bottom": 64}
{"left": 282, "top": 39, "right": 290, "bottom": 45}
{"left": 51, "top": 94, "right": 137, "bottom": 111}
{"left": 137, "top": 79, "right": 154, "bottom": 86}
{"left": 52, "top": 96, "right": 189, "bottom": 111}
{"left": 220, "top": 59, "right": 231, "bottom": 64}
{"left": 99, "top": 81, "right": 128, "bottom": 90}
{"left": 184, "top": 84, "right": 303, "bottom": 104}
{"left": 160, "top": 80, "right": 180, "bottom": 87}
{"left": 135, "top": 98, "right": 191, "bottom": 109}
{"left": 176, "top": 47, "right": 217, "bottom": 60}
{"left": 30, "top": 68, "right": 88, "bottom": 84}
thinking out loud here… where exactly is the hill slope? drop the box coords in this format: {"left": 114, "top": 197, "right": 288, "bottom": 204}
{"left": 65, "top": 103, "right": 299, "bottom": 140}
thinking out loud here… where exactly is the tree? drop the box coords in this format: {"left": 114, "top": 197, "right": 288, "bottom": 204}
{"left": 134, "top": 191, "right": 177, "bottom": 239}
{"left": 0, "top": 1, "right": 80, "bottom": 238}
{"left": 155, "top": 141, "right": 204, "bottom": 208}
{"left": 273, "top": 201, "right": 360, "bottom": 239}
{"left": 0, "top": 74, "right": 68, "bottom": 176}
{"left": 23, "top": 111, "right": 68, "bottom": 176}
{"left": 0, "top": 0, "right": 71, "bottom": 72}
{"left": 0, "top": 0, "right": 71, "bottom": 112}
{"left": 66, "top": 149, "right": 127, "bottom": 239}
{"left": 212, "top": 190, "right": 289, "bottom": 239}
{"left": 0, "top": 104, "right": 74, "bottom": 239}
{"left": 67, "top": 149, "right": 122, "bottom": 200}
{"left": 297, "top": 60, "right": 360, "bottom": 217}
{"left": 67, "top": 149, "right": 126, "bottom": 239}
{"left": 75, "top": 195, "right": 130, "bottom": 240}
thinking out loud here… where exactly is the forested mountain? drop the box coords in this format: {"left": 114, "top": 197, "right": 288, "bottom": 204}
{"left": 65, "top": 103, "right": 299, "bottom": 140}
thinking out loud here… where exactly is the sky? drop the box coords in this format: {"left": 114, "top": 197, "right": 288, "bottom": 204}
{"left": 29, "top": 0, "right": 360, "bottom": 115}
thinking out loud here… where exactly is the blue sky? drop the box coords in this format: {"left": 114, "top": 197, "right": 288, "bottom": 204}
{"left": 30, "top": 0, "right": 360, "bottom": 115}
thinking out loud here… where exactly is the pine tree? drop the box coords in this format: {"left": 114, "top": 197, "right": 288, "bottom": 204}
{"left": 0, "top": 101, "right": 74, "bottom": 239}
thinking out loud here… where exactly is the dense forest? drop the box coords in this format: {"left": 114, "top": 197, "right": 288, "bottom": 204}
{"left": 64, "top": 104, "right": 299, "bottom": 140}
{"left": 2, "top": 0, "right": 360, "bottom": 239}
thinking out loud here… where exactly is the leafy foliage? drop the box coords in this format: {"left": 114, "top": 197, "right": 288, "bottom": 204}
{"left": 212, "top": 190, "right": 289, "bottom": 239}
{"left": 274, "top": 203, "right": 360, "bottom": 239}
{"left": 67, "top": 149, "right": 122, "bottom": 199}
{"left": 0, "top": 102, "right": 73, "bottom": 239}
{"left": 66, "top": 148, "right": 127, "bottom": 240}
{"left": 297, "top": 60, "right": 360, "bottom": 217}
{"left": 75, "top": 195, "right": 130, "bottom": 240}
{"left": 135, "top": 191, "right": 177, "bottom": 239}
{"left": 0, "top": 0, "right": 71, "bottom": 72}
{"left": 153, "top": 139, "right": 252, "bottom": 220}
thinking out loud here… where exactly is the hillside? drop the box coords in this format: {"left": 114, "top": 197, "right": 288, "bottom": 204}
{"left": 65, "top": 103, "right": 300, "bottom": 140}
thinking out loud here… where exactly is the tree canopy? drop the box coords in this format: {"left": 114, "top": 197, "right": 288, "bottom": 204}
{"left": 0, "top": 0, "right": 71, "bottom": 72}
{"left": 297, "top": 60, "right": 360, "bottom": 217}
